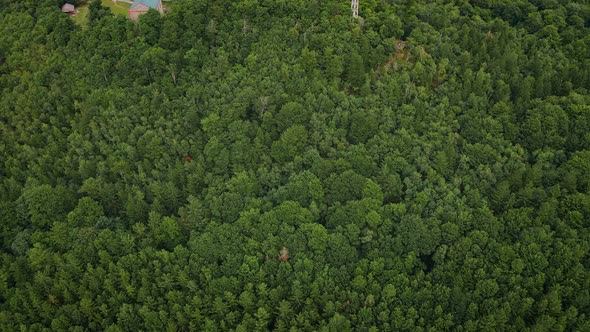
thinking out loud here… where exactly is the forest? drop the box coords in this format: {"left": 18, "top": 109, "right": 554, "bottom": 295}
{"left": 1, "top": 0, "right": 590, "bottom": 330}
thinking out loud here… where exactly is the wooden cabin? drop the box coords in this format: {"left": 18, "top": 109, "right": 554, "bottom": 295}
{"left": 128, "top": 0, "right": 163, "bottom": 21}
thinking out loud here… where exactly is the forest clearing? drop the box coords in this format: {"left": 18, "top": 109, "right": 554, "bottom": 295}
{"left": 71, "top": 0, "right": 132, "bottom": 25}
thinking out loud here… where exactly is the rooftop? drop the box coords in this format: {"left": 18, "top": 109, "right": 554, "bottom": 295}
{"left": 130, "top": 0, "right": 161, "bottom": 9}
{"left": 62, "top": 3, "right": 75, "bottom": 12}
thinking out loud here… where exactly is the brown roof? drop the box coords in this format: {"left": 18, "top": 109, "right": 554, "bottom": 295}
{"left": 62, "top": 3, "right": 75, "bottom": 13}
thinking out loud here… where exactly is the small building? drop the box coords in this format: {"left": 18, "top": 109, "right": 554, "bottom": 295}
{"left": 128, "top": 0, "right": 163, "bottom": 21}
{"left": 61, "top": 3, "right": 75, "bottom": 15}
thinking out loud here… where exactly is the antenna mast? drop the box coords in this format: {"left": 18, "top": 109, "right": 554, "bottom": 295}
{"left": 351, "top": 0, "right": 359, "bottom": 18}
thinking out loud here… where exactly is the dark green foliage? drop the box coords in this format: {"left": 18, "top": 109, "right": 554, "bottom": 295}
{"left": 1, "top": 0, "right": 590, "bottom": 330}
{"left": 138, "top": 9, "right": 162, "bottom": 46}
{"left": 88, "top": 0, "right": 109, "bottom": 23}
{"left": 346, "top": 51, "right": 366, "bottom": 90}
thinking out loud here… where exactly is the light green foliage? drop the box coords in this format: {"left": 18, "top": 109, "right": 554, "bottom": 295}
{"left": 271, "top": 125, "right": 308, "bottom": 163}
{"left": 67, "top": 197, "right": 104, "bottom": 228}
{"left": 18, "top": 184, "right": 75, "bottom": 229}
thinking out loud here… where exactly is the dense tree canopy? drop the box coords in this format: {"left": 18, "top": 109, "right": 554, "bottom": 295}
{"left": 1, "top": 0, "right": 590, "bottom": 330}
